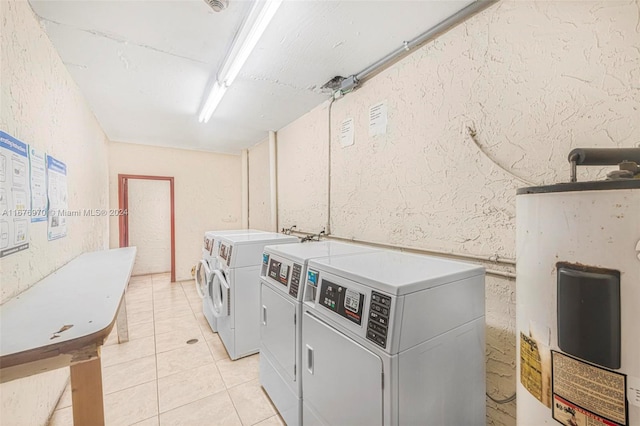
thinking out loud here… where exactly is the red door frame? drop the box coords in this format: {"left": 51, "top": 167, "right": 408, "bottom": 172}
{"left": 118, "top": 174, "right": 176, "bottom": 283}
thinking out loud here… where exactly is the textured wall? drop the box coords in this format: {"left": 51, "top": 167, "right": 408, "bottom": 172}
{"left": 277, "top": 103, "right": 329, "bottom": 233}
{"left": 248, "top": 138, "right": 272, "bottom": 231}
{"left": 273, "top": 2, "right": 640, "bottom": 425}
{"left": 108, "top": 142, "right": 242, "bottom": 281}
{"left": 0, "top": 0, "right": 110, "bottom": 423}
{"left": 128, "top": 179, "right": 172, "bottom": 275}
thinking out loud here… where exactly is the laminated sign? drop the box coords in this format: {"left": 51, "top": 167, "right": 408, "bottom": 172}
{"left": 552, "top": 351, "right": 628, "bottom": 426}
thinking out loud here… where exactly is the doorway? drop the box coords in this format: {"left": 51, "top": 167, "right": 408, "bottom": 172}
{"left": 118, "top": 174, "right": 175, "bottom": 282}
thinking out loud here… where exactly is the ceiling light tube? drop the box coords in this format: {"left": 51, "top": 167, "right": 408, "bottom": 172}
{"left": 199, "top": 81, "right": 227, "bottom": 123}
{"left": 198, "top": 0, "right": 283, "bottom": 124}
{"left": 223, "top": 0, "right": 283, "bottom": 86}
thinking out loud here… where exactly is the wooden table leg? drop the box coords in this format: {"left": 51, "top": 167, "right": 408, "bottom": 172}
{"left": 70, "top": 354, "right": 105, "bottom": 426}
{"left": 116, "top": 295, "right": 129, "bottom": 343}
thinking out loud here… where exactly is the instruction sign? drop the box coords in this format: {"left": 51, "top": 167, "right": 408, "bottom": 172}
{"left": 368, "top": 101, "right": 387, "bottom": 136}
{"left": 29, "top": 146, "right": 47, "bottom": 222}
{"left": 340, "top": 118, "right": 354, "bottom": 148}
{"left": 520, "top": 332, "right": 545, "bottom": 404}
{"left": 0, "top": 131, "right": 30, "bottom": 257}
{"left": 552, "top": 351, "right": 627, "bottom": 426}
{"left": 47, "top": 155, "right": 68, "bottom": 240}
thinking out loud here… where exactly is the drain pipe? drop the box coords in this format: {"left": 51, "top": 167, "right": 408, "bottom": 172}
{"left": 269, "top": 131, "right": 278, "bottom": 232}
{"left": 241, "top": 149, "right": 249, "bottom": 229}
{"left": 337, "top": 0, "right": 498, "bottom": 93}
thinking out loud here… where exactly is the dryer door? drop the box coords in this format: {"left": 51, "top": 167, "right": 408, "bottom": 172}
{"left": 302, "top": 311, "right": 383, "bottom": 426}
{"left": 212, "top": 269, "right": 230, "bottom": 318}
{"left": 261, "top": 282, "right": 296, "bottom": 381}
{"left": 195, "top": 259, "right": 210, "bottom": 299}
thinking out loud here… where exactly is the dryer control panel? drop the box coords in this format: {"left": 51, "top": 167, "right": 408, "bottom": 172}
{"left": 319, "top": 280, "right": 365, "bottom": 326}
{"left": 268, "top": 258, "right": 290, "bottom": 286}
{"left": 366, "top": 291, "right": 391, "bottom": 348}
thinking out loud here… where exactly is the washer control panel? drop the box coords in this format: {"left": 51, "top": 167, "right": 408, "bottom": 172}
{"left": 366, "top": 291, "right": 391, "bottom": 348}
{"left": 289, "top": 263, "right": 302, "bottom": 297}
{"left": 268, "top": 258, "right": 290, "bottom": 286}
{"left": 318, "top": 280, "right": 364, "bottom": 326}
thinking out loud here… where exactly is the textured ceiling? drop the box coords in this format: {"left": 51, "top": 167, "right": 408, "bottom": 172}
{"left": 29, "top": 0, "right": 475, "bottom": 154}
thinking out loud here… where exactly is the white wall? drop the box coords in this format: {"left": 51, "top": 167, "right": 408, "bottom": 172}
{"left": 128, "top": 179, "right": 172, "bottom": 275}
{"left": 248, "top": 138, "right": 272, "bottom": 231}
{"left": 267, "top": 2, "right": 640, "bottom": 425}
{"left": 0, "top": 1, "right": 110, "bottom": 424}
{"left": 108, "top": 142, "right": 242, "bottom": 281}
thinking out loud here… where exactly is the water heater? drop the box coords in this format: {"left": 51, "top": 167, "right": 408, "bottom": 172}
{"left": 516, "top": 148, "right": 640, "bottom": 426}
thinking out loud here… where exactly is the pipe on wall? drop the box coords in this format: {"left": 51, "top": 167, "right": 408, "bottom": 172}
{"left": 353, "top": 0, "right": 499, "bottom": 86}
{"left": 290, "top": 229, "right": 516, "bottom": 279}
{"left": 269, "top": 131, "right": 278, "bottom": 232}
{"left": 241, "top": 149, "right": 249, "bottom": 228}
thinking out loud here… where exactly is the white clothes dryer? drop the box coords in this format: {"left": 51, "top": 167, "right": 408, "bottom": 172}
{"left": 213, "top": 233, "right": 299, "bottom": 360}
{"left": 196, "top": 229, "right": 267, "bottom": 332}
{"left": 301, "top": 251, "right": 486, "bottom": 426}
{"left": 259, "top": 241, "right": 381, "bottom": 426}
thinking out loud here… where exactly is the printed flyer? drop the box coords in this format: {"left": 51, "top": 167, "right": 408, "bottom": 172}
{"left": 47, "top": 155, "right": 68, "bottom": 240}
{"left": 0, "top": 131, "right": 30, "bottom": 257}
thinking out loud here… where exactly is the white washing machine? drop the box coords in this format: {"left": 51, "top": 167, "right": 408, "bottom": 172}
{"left": 301, "top": 250, "right": 486, "bottom": 426}
{"left": 196, "top": 229, "right": 267, "bottom": 332}
{"left": 213, "top": 232, "right": 299, "bottom": 360}
{"left": 259, "top": 241, "right": 381, "bottom": 426}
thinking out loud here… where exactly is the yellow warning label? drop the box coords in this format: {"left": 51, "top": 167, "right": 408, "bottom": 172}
{"left": 552, "top": 351, "right": 627, "bottom": 425}
{"left": 520, "top": 332, "right": 546, "bottom": 404}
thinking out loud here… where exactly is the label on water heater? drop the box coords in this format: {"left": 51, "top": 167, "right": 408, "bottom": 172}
{"left": 551, "top": 351, "right": 627, "bottom": 426}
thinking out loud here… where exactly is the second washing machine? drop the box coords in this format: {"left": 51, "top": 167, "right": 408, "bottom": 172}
{"left": 196, "top": 229, "right": 267, "bottom": 332}
{"left": 259, "top": 241, "right": 381, "bottom": 426}
{"left": 213, "top": 232, "right": 299, "bottom": 360}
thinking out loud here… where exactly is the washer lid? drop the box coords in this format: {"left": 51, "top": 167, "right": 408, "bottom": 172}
{"left": 218, "top": 232, "right": 299, "bottom": 245}
{"left": 308, "top": 250, "right": 484, "bottom": 296}
{"left": 264, "top": 241, "right": 379, "bottom": 264}
{"left": 204, "top": 229, "right": 268, "bottom": 239}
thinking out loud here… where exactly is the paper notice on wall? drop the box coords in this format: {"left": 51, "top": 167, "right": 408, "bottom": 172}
{"left": 340, "top": 118, "right": 355, "bottom": 148}
{"left": 0, "top": 131, "right": 30, "bottom": 257}
{"left": 552, "top": 351, "right": 627, "bottom": 426}
{"left": 369, "top": 101, "right": 387, "bottom": 136}
{"left": 47, "top": 155, "right": 68, "bottom": 240}
{"left": 29, "top": 146, "right": 47, "bottom": 222}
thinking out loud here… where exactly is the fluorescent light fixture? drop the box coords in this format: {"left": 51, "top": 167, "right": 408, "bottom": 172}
{"left": 198, "top": 81, "right": 227, "bottom": 123}
{"left": 198, "top": 0, "right": 283, "bottom": 124}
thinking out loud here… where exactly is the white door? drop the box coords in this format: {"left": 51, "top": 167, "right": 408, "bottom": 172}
{"left": 261, "top": 283, "right": 296, "bottom": 380}
{"left": 128, "top": 179, "right": 171, "bottom": 275}
{"left": 302, "top": 311, "right": 383, "bottom": 426}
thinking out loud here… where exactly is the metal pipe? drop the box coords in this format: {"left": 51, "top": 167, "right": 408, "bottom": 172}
{"left": 289, "top": 230, "right": 517, "bottom": 276}
{"left": 326, "top": 98, "right": 335, "bottom": 235}
{"left": 354, "top": 0, "right": 498, "bottom": 84}
{"left": 241, "top": 149, "right": 249, "bottom": 228}
{"left": 269, "top": 131, "right": 278, "bottom": 232}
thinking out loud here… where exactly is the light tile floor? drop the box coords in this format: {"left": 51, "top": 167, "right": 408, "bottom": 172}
{"left": 48, "top": 273, "right": 285, "bottom": 426}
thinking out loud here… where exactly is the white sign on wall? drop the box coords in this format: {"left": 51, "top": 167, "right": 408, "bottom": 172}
{"left": 0, "top": 131, "right": 30, "bottom": 257}
{"left": 47, "top": 155, "right": 68, "bottom": 240}
{"left": 340, "top": 118, "right": 355, "bottom": 148}
{"left": 368, "top": 101, "right": 388, "bottom": 136}
{"left": 29, "top": 146, "right": 47, "bottom": 223}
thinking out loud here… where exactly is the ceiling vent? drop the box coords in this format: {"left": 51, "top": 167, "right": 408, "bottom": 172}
{"left": 204, "top": 0, "right": 228, "bottom": 12}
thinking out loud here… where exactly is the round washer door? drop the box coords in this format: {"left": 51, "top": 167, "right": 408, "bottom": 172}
{"left": 211, "top": 269, "right": 230, "bottom": 318}
{"left": 195, "top": 259, "right": 211, "bottom": 299}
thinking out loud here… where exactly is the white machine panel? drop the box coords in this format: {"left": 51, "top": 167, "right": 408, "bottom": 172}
{"left": 217, "top": 233, "right": 299, "bottom": 269}
{"left": 302, "top": 311, "right": 383, "bottom": 426}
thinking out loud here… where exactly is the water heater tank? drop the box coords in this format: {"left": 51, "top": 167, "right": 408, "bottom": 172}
{"left": 516, "top": 179, "right": 639, "bottom": 426}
